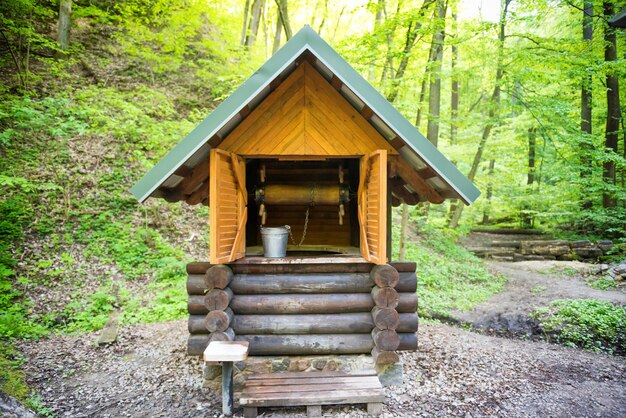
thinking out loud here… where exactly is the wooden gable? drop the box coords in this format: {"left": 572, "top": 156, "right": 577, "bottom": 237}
{"left": 218, "top": 61, "right": 397, "bottom": 157}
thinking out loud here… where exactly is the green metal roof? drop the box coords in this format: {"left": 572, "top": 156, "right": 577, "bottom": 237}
{"left": 131, "top": 25, "right": 480, "bottom": 205}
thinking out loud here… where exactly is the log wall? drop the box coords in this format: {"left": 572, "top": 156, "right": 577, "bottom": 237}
{"left": 186, "top": 261, "right": 418, "bottom": 357}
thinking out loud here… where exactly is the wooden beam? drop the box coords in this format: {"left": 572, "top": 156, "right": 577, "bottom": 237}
{"left": 208, "top": 134, "right": 222, "bottom": 147}
{"left": 185, "top": 180, "right": 209, "bottom": 205}
{"left": 390, "top": 178, "right": 420, "bottom": 205}
{"left": 174, "top": 165, "right": 192, "bottom": 177}
{"left": 360, "top": 105, "right": 374, "bottom": 120}
{"left": 417, "top": 167, "right": 437, "bottom": 180}
{"left": 180, "top": 158, "right": 211, "bottom": 195}
{"left": 160, "top": 187, "right": 185, "bottom": 202}
{"left": 331, "top": 75, "right": 343, "bottom": 90}
{"left": 389, "top": 136, "right": 405, "bottom": 151}
{"left": 239, "top": 104, "right": 251, "bottom": 119}
{"left": 394, "top": 159, "right": 444, "bottom": 204}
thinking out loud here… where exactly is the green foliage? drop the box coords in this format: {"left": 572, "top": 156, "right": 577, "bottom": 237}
{"left": 586, "top": 277, "right": 617, "bottom": 291}
{"left": 393, "top": 216, "right": 506, "bottom": 318}
{"left": 532, "top": 299, "right": 626, "bottom": 354}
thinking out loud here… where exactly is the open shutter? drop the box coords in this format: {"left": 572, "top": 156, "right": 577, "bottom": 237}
{"left": 358, "top": 149, "right": 387, "bottom": 265}
{"left": 210, "top": 149, "right": 247, "bottom": 264}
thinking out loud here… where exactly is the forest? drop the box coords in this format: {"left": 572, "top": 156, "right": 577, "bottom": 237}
{"left": 0, "top": 0, "right": 625, "bottom": 415}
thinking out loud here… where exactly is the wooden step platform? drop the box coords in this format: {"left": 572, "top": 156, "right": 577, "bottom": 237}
{"left": 240, "top": 369, "right": 385, "bottom": 417}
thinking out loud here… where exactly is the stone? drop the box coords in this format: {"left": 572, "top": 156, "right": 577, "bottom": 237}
{"left": 296, "top": 359, "right": 310, "bottom": 371}
{"left": 557, "top": 253, "right": 576, "bottom": 261}
{"left": 598, "top": 240, "right": 614, "bottom": 253}
{"left": 0, "top": 392, "right": 37, "bottom": 418}
{"left": 203, "top": 363, "right": 221, "bottom": 380}
{"left": 375, "top": 361, "right": 404, "bottom": 387}
{"left": 323, "top": 360, "right": 338, "bottom": 371}
{"left": 272, "top": 358, "right": 290, "bottom": 372}
{"left": 312, "top": 359, "right": 327, "bottom": 370}
{"left": 574, "top": 247, "right": 603, "bottom": 259}
{"left": 244, "top": 359, "right": 272, "bottom": 374}
{"left": 570, "top": 240, "right": 592, "bottom": 248}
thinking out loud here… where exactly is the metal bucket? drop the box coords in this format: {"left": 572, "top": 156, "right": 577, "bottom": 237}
{"left": 260, "top": 226, "right": 290, "bottom": 258}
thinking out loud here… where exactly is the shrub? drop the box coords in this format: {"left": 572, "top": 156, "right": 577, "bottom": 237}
{"left": 532, "top": 299, "right": 626, "bottom": 354}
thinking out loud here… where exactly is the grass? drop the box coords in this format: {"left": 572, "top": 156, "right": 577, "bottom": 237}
{"left": 532, "top": 299, "right": 626, "bottom": 355}
{"left": 393, "top": 218, "right": 506, "bottom": 319}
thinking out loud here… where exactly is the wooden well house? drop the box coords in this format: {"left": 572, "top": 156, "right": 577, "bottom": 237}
{"left": 131, "top": 27, "right": 479, "bottom": 367}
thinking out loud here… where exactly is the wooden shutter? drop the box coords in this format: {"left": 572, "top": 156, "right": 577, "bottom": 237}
{"left": 358, "top": 150, "right": 388, "bottom": 265}
{"left": 209, "top": 149, "right": 247, "bottom": 264}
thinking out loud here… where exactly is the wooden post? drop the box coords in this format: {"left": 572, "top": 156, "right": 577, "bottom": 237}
{"left": 222, "top": 360, "right": 234, "bottom": 416}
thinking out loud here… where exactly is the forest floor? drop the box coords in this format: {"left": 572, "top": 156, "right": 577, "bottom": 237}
{"left": 450, "top": 259, "right": 626, "bottom": 336}
{"left": 16, "top": 261, "right": 626, "bottom": 418}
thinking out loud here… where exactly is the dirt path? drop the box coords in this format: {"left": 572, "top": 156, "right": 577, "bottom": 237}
{"left": 450, "top": 260, "right": 626, "bottom": 335}
{"left": 18, "top": 318, "right": 626, "bottom": 417}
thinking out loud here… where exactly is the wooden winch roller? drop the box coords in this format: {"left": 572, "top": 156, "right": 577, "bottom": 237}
{"left": 255, "top": 165, "right": 350, "bottom": 227}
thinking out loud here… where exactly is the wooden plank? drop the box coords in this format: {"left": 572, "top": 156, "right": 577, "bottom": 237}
{"left": 247, "top": 370, "right": 376, "bottom": 380}
{"left": 239, "top": 388, "right": 384, "bottom": 407}
{"left": 203, "top": 341, "right": 249, "bottom": 362}
{"left": 243, "top": 380, "right": 382, "bottom": 395}
{"left": 243, "top": 375, "right": 381, "bottom": 388}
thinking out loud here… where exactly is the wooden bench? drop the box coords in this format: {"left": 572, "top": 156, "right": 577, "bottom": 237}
{"left": 240, "top": 369, "right": 385, "bottom": 417}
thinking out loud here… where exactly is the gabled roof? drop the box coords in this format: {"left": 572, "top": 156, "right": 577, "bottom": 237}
{"left": 130, "top": 25, "right": 480, "bottom": 205}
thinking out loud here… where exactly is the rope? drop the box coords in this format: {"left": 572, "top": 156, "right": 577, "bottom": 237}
{"left": 288, "top": 184, "right": 317, "bottom": 246}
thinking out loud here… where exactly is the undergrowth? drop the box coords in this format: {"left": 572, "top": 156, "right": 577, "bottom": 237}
{"left": 532, "top": 299, "right": 626, "bottom": 355}
{"left": 392, "top": 215, "right": 506, "bottom": 319}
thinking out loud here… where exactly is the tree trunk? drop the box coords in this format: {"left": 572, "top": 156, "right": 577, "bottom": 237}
{"left": 386, "top": 0, "right": 436, "bottom": 103}
{"left": 449, "top": 0, "right": 511, "bottom": 229}
{"left": 57, "top": 0, "right": 71, "bottom": 52}
{"left": 450, "top": 0, "right": 459, "bottom": 145}
{"left": 241, "top": 0, "right": 251, "bottom": 45}
{"left": 275, "top": 0, "right": 293, "bottom": 40}
{"left": 580, "top": 0, "right": 593, "bottom": 210}
{"left": 528, "top": 127, "right": 536, "bottom": 185}
{"left": 481, "top": 159, "right": 495, "bottom": 224}
{"left": 368, "top": 0, "right": 386, "bottom": 83}
{"left": 245, "top": 0, "right": 265, "bottom": 48}
{"left": 602, "top": 1, "right": 620, "bottom": 209}
{"left": 272, "top": 12, "right": 282, "bottom": 54}
{"left": 426, "top": 0, "right": 448, "bottom": 147}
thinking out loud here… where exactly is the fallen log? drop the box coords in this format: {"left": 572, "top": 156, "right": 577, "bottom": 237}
{"left": 232, "top": 313, "right": 374, "bottom": 335}
{"left": 235, "top": 334, "right": 374, "bottom": 355}
{"left": 230, "top": 294, "right": 375, "bottom": 315}
{"left": 230, "top": 273, "right": 374, "bottom": 294}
